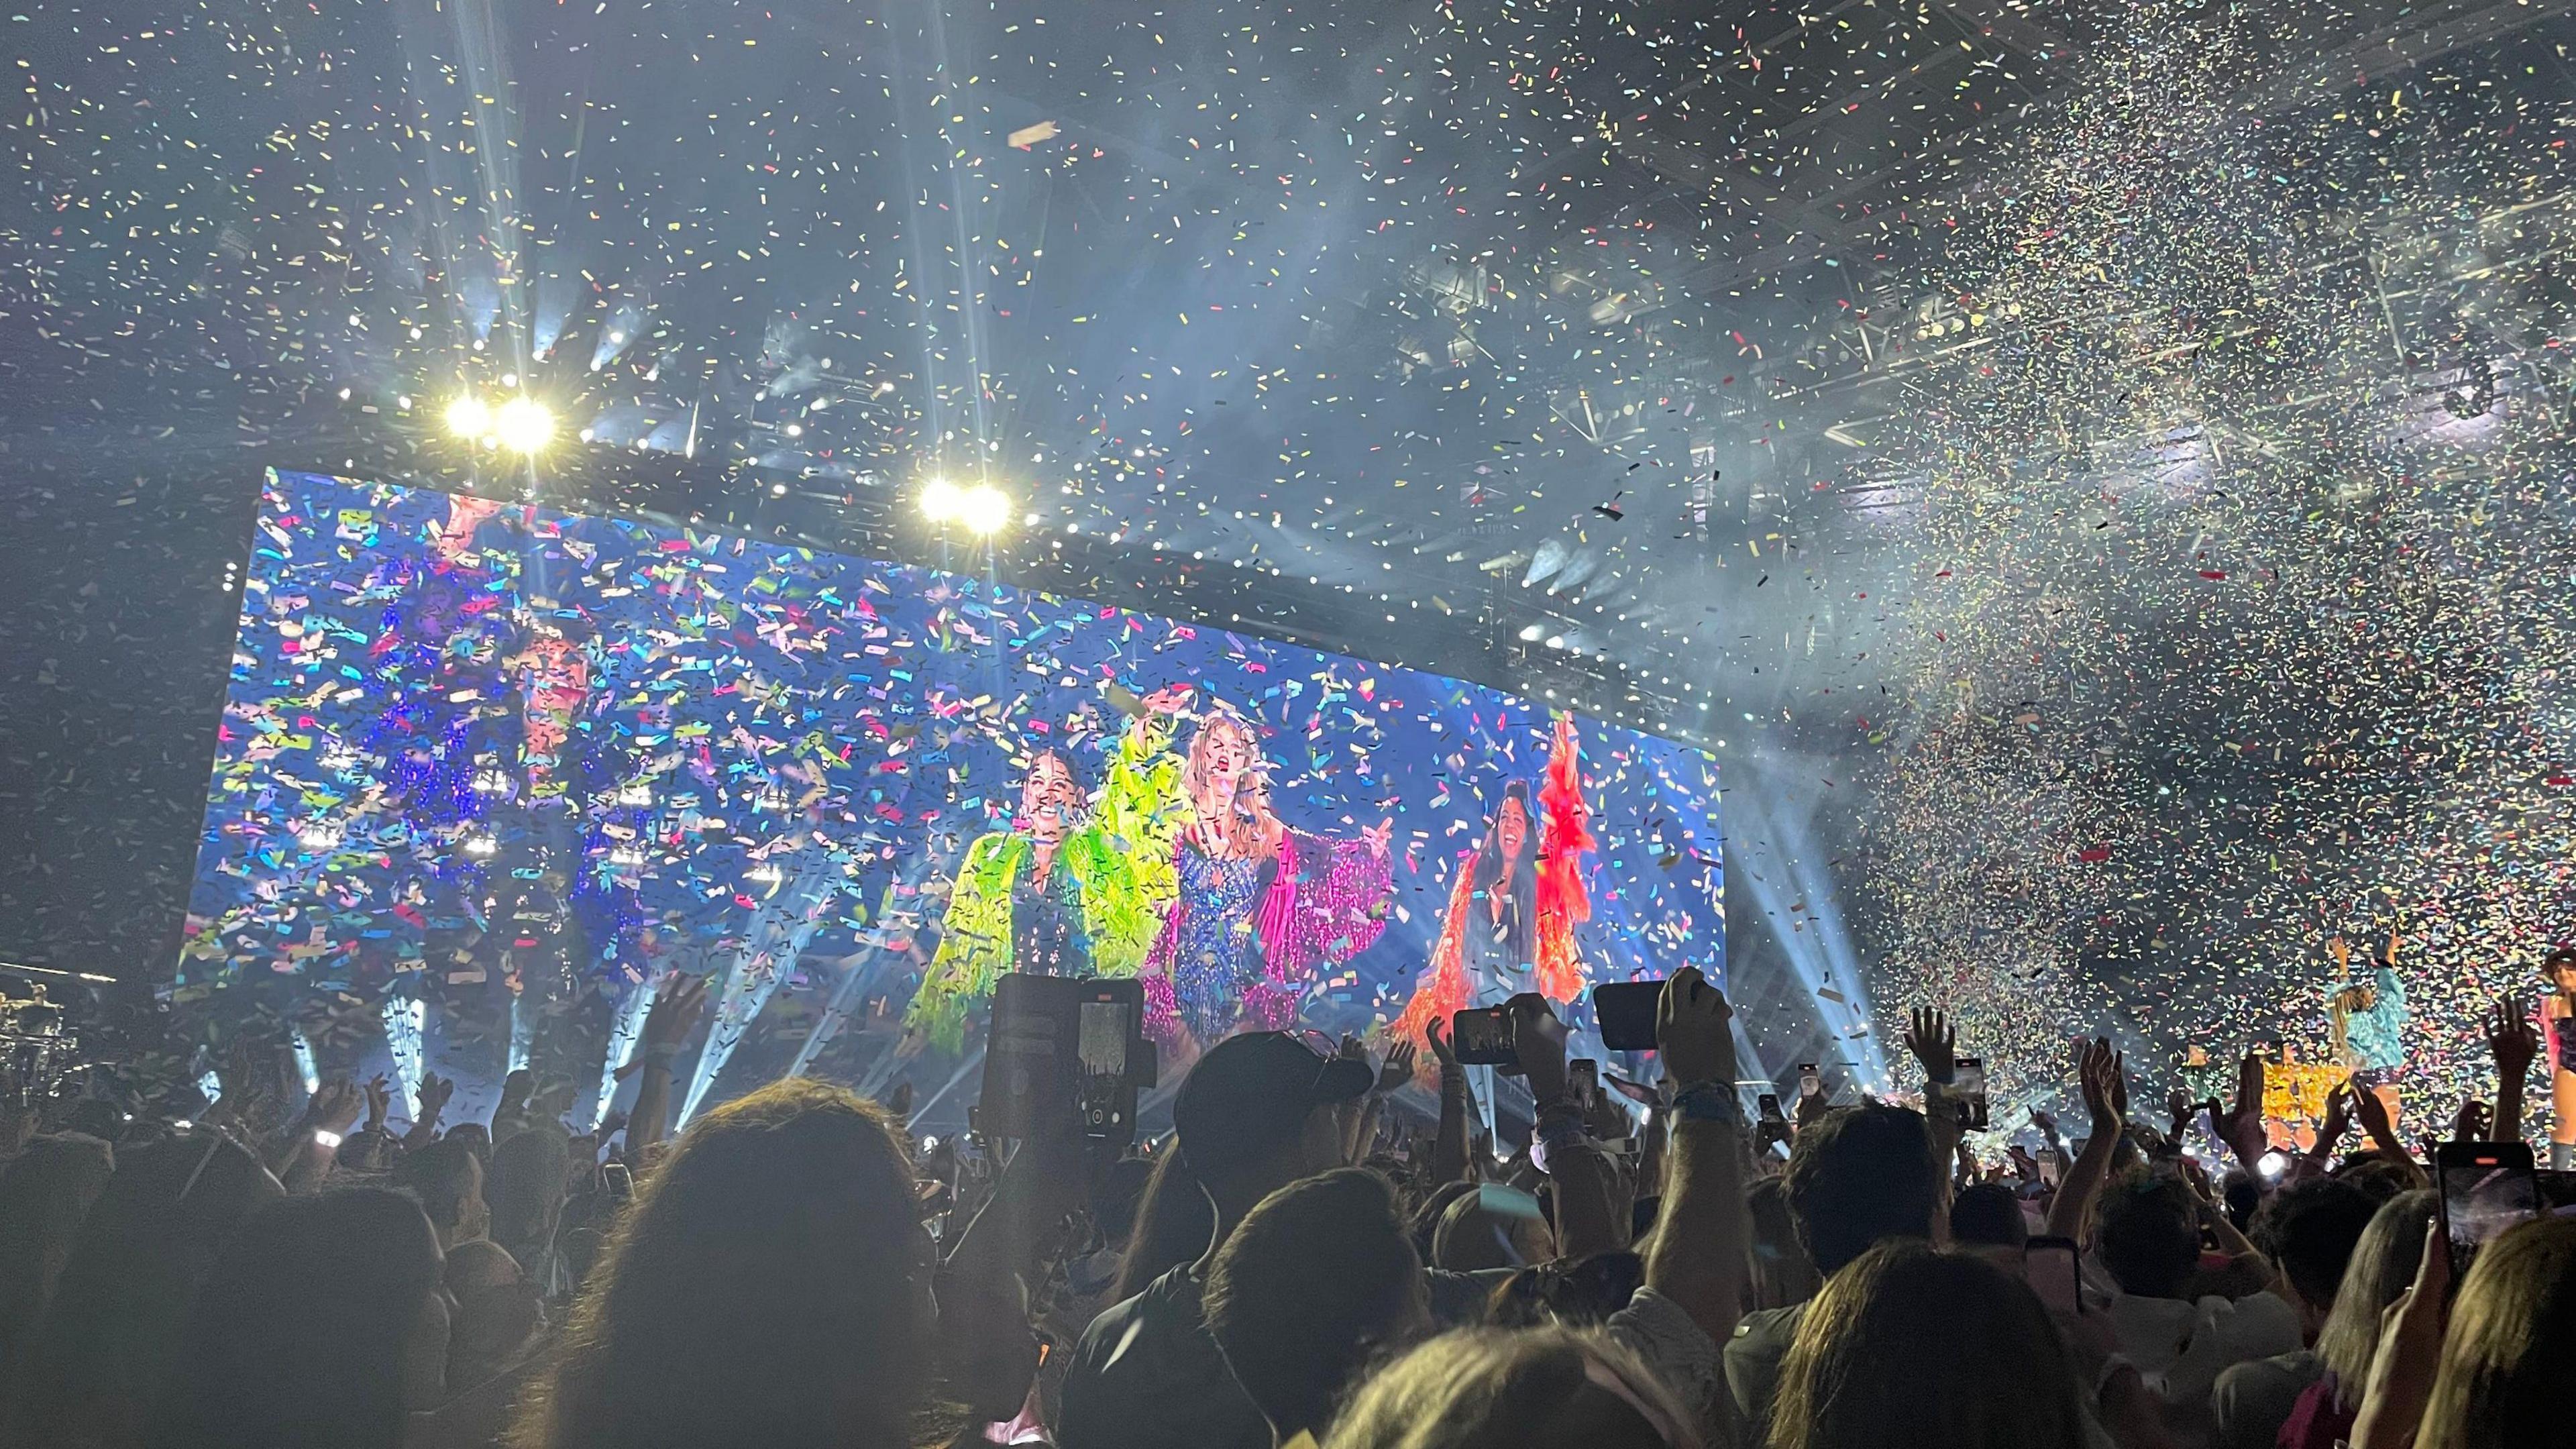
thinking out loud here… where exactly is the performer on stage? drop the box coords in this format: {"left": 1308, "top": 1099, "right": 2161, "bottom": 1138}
{"left": 1392, "top": 715, "right": 1596, "bottom": 1046}
{"left": 2545, "top": 946, "right": 2576, "bottom": 1168}
{"left": 906, "top": 688, "right": 1190, "bottom": 1052}
{"left": 1139, "top": 700, "right": 1394, "bottom": 1049}
{"left": 2328, "top": 932, "right": 2408, "bottom": 1130}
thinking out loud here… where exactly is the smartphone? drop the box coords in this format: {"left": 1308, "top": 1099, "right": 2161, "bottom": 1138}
{"left": 1450, "top": 1006, "right": 1517, "bottom": 1066}
{"left": 981, "top": 974, "right": 1148, "bottom": 1144}
{"left": 2025, "top": 1235, "right": 2084, "bottom": 1316}
{"left": 1798, "top": 1063, "right": 1823, "bottom": 1100}
{"left": 1569, "top": 1059, "right": 1600, "bottom": 1110}
{"left": 602, "top": 1161, "right": 633, "bottom": 1202}
{"left": 1757, "top": 1092, "right": 1784, "bottom": 1122}
{"left": 1953, "top": 1057, "right": 1990, "bottom": 1130}
{"left": 2438, "top": 1140, "right": 2540, "bottom": 1280}
{"left": 1591, "top": 980, "right": 1664, "bottom": 1053}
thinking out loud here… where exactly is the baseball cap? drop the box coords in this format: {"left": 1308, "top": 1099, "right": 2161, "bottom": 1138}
{"left": 1173, "top": 1032, "right": 1373, "bottom": 1174}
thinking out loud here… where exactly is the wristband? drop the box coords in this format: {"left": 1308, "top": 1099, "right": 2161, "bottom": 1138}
{"left": 1671, "top": 1081, "right": 1743, "bottom": 1127}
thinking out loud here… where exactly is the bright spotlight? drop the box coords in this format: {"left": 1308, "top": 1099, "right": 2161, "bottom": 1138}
{"left": 443, "top": 395, "right": 492, "bottom": 438}
{"left": 955, "top": 484, "right": 1012, "bottom": 536}
{"left": 918, "top": 476, "right": 964, "bottom": 522}
{"left": 492, "top": 396, "right": 555, "bottom": 453}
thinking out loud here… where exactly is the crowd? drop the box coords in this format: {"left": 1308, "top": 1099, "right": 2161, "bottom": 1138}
{"left": 2, "top": 952, "right": 2574, "bottom": 1449}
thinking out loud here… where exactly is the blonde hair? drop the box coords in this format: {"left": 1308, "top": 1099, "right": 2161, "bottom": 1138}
{"left": 1322, "top": 1326, "right": 1700, "bottom": 1449}
{"left": 2413, "top": 1216, "right": 2576, "bottom": 1449}
{"left": 2312, "top": 1189, "right": 2435, "bottom": 1409}
{"left": 1180, "top": 702, "right": 1275, "bottom": 861}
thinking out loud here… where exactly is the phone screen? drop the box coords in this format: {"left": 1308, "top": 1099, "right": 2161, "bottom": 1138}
{"left": 1758, "top": 1093, "right": 1784, "bottom": 1121}
{"left": 1797, "top": 1063, "right": 1822, "bottom": 1099}
{"left": 2440, "top": 1141, "right": 2539, "bottom": 1277}
{"left": 1076, "top": 1000, "right": 1130, "bottom": 1080}
{"left": 1450, "top": 1008, "right": 1517, "bottom": 1066}
{"left": 1569, "top": 1059, "right": 1600, "bottom": 1109}
{"left": 2025, "top": 1236, "right": 2084, "bottom": 1316}
{"left": 1953, "top": 1057, "right": 1990, "bottom": 1130}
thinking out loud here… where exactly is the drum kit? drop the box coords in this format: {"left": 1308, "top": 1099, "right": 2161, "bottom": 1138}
{"left": 0, "top": 981, "right": 82, "bottom": 1099}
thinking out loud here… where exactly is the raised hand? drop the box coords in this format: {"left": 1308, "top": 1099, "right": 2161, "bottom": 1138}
{"left": 1508, "top": 993, "right": 1568, "bottom": 1100}
{"left": 415, "top": 1071, "right": 454, "bottom": 1124}
{"left": 1424, "top": 1015, "right": 1458, "bottom": 1071}
{"left": 1377, "top": 1039, "right": 1417, "bottom": 1093}
{"left": 2076, "top": 1038, "right": 2121, "bottom": 1134}
{"left": 1656, "top": 966, "right": 1737, "bottom": 1089}
{"left": 1904, "top": 1006, "right": 1957, "bottom": 1085}
{"left": 362, "top": 1074, "right": 391, "bottom": 1130}
{"left": 2318, "top": 1081, "right": 2355, "bottom": 1152}
{"left": 2448, "top": 1097, "right": 2492, "bottom": 1144}
{"left": 2210, "top": 1052, "right": 2267, "bottom": 1165}
{"left": 643, "top": 973, "right": 710, "bottom": 1051}
{"left": 307, "top": 1078, "right": 365, "bottom": 1135}
{"left": 1140, "top": 683, "right": 1193, "bottom": 718}
{"left": 2487, "top": 994, "right": 2539, "bottom": 1085}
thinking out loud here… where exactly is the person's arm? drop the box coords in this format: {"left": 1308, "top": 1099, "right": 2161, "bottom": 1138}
{"left": 2349, "top": 1220, "right": 2451, "bottom": 1449}
{"left": 2348, "top": 1075, "right": 2414, "bottom": 1169}
{"left": 938, "top": 1137, "right": 1085, "bottom": 1419}
{"left": 2044, "top": 1038, "right": 2124, "bottom": 1246}
{"left": 1510, "top": 996, "right": 1629, "bottom": 1258}
{"left": 402, "top": 1072, "right": 453, "bottom": 1150}
{"left": 1644, "top": 967, "right": 1750, "bottom": 1344}
{"left": 275, "top": 1079, "right": 364, "bottom": 1193}
{"left": 2489, "top": 994, "right": 2538, "bottom": 1145}
{"left": 621, "top": 975, "right": 707, "bottom": 1159}
{"left": 2298, "top": 1081, "right": 2354, "bottom": 1182}
{"left": 1426, "top": 1018, "right": 1472, "bottom": 1185}
{"left": 2208, "top": 1051, "right": 2269, "bottom": 1174}
{"left": 1905, "top": 1006, "right": 1964, "bottom": 1230}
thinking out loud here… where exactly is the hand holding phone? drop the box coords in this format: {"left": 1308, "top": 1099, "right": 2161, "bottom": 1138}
{"left": 2025, "top": 1235, "right": 2084, "bottom": 1316}
{"left": 1449, "top": 1007, "right": 1517, "bottom": 1067}
{"left": 2437, "top": 1140, "right": 2538, "bottom": 1281}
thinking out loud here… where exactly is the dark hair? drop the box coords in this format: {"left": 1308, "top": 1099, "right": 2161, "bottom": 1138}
{"left": 1781, "top": 1104, "right": 1938, "bottom": 1275}
{"left": 2251, "top": 1177, "right": 2377, "bottom": 1313}
{"left": 1746, "top": 1175, "right": 1823, "bottom": 1310}
{"left": 2092, "top": 1172, "right": 2201, "bottom": 1299}
{"left": 506, "top": 1078, "right": 930, "bottom": 1449}
{"left": 393, "top": 1137, "right": 484, "bottom": 1236}
{"left": 1112, "top": 1144, "right": 1215, "bottom": 1302}
{"left": 1947, "top": 1181, "right": 2028, "bottom": 1250}
{"left": 2416, "top": 1216, "right": 2576, "bottom": 1449}
{"left": 0, "top": 1134, "right": 116, "bottom": 1378}
{"left": 1410, "top": 1179, "right": 1479, "bottom": 1259}
{"left": 1487, "top": 1251, "right": 1644, "bottom": 1330}
{"left": 144, "top": 1188, "right": 443, "bottom": 1449}
{"left": 1205, "top": 1169, "right": 1425, "bottom": 1438}
{"left": 1772, "top": 1242, "right": 2086, "bottom": 1449}
{"left": 1468, "top": 783, "right": 1542, "bottom": 960}
{"left": 486, "top": 1126, "right": 572, "bottom": 1267}
{"left": 6, "top": 1132, "right": 280, "bottom": 1449}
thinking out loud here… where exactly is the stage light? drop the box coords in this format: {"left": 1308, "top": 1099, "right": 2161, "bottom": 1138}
{"left": 919, "top": 476, "right": 964, "bottom": 522}
{"left": 1518, "top": 624, "right": 1544, "bottom": 642}
{"left": 956, "top": 485, "right": 1012, "bottom": 535}
{"left": 2257, "top": 1150, "right": 2290, "bottom": 1181}
{"left": 444, "top": 395, "right": 492, "bottom": 438}
{"left": 493, "top": 396, "right": 555, "bottom": 453}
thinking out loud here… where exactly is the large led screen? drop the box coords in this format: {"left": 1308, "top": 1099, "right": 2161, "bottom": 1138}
{"left": 176, "top": 470, "right": 1722, "bottom": 1120}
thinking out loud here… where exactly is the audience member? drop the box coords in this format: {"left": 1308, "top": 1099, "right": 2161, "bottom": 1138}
{"left": 1723, "top": 1102, "right": 1938, "bottom": 1433}
{"left": 1111, "top": 1144, "right": 1216, "bottom": 1302}
{"left": 2274, "top": 1187, "right": 2434, "bottom": 1449}
{"left": 1947, "top": 1179, "right": 2029, "bottom": 1252}
{"left": 1324, "top": 1326, "right": 1703, "bottom": 1449}
{"left": 2092, "top": 1171, "right": 2299, "bottom": 1412}
{"left": 1770, "top": 1240, "right": 2088, "bottom": 1449}
{"left": 5, "top": 1131, "right": 282, "bottom": 1449}
{"left": 1205, "top": 1168, "right": 1430, "bottom": 1448}
{"left": 2350, "top": 1214, "right": 2576, "bottom": 1449}
{"left": 0, "top": 1132, "right": 114, "bottom": 1379}
{"left": 505, "top": 1077, "right": 945, "bottom": 1449}
{"left": 484, "top": 1127, "right": 572, "bottom": 1299}
{"left": 2210, "top": 1177, "right": 2377, "bottom": 1449}
{"left": 142, "top": 1187, "right": 447, "bottom": 1449}
{"left": 1056, "top": 1032, "right": 1374, "bottom": 1449}
{"left": 1743, "top": 1175, "right": 1821, "bottom": 1311}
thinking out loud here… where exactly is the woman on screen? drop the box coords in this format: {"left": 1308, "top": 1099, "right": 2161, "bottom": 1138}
{"left": 1393, "top": 716, "right": 1595, "bottom": 1046}
{"left": 1140, "top": 700, "right": 1395, "bottom": 1049}
{"left": 905, "top": 688, "right": 1191, "bottom": 1052}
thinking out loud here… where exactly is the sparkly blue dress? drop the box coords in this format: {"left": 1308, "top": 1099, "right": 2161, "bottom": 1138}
{"left": 1167, "top": 849, "right": 1273, "bottom": 1042}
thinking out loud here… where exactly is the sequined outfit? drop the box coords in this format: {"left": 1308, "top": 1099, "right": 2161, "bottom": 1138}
{"left": 1142, "top": 826, "right": 1393, "bottom": 1046}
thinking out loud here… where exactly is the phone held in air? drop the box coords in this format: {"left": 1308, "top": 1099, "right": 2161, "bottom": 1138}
{"left": 1797, "top": 1063, "right": 1823, "bottom": 1101}
{"left": 2437, "top": 1140, "right": 2540, "bottom": 1281}
{"left": 1569, "top": 1059, "right": 1600, "bottom": 1110}
{"left": 1951, "top": 1056, "right": 1990, "bottom": 1130}
{"left": 1591, "top": 979, "right": 1665, "bottom": 1053}
{"left": 981, "top": 974, "right": 1155, "bottom": 1145}
{"left": 2024, "top": 1234, "right": 2085, "bottom": 1316}
{"left": 1449, "top": 1006, "right": 1518, "bottom": 1066}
